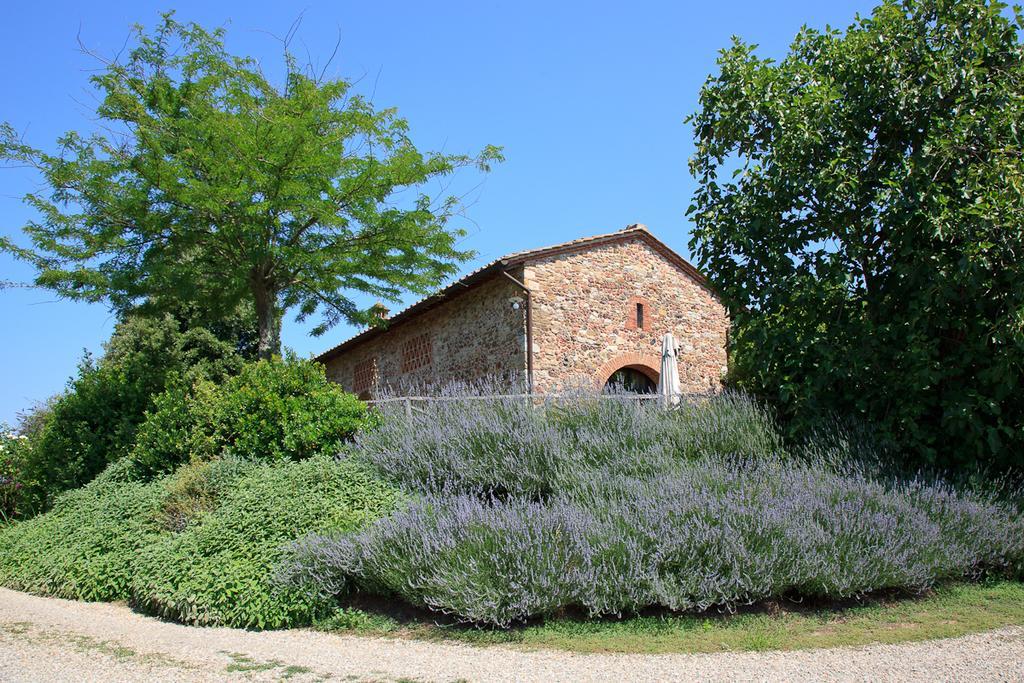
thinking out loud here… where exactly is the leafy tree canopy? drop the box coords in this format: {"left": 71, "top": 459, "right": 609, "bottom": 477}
{"left": 1, "top": 13, "right": 502, "bottom": 358}
{"left": 688, "top": 0, "right": 1024, "bottom": 472}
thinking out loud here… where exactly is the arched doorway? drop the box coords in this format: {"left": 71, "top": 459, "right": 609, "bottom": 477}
{"left": 604, "top": 367, "right": 657, "bottom": 393}
{"left": 595, "top": 353, "right": 661, "bottom": 393}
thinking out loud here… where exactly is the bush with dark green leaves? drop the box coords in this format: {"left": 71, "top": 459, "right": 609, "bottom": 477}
{"left": 687, "top": 0, "right": 1024, "bottom": 473}
{"left": 131, "top": 358, "right": 372, "bottom": 478}
{"left": 15, "top": 314, "right": 247, "bottom": 514}
{"left": 0, "top": 461, "right": 165, "bottom": 600}
{"left": 130, "top": 456, "right": 403, "bottom": 628}
{"left": 0, "top": 354, "right": 388, "bottom": 629}
{"left": 0, "top": 455, "right": 403, "bottom": 628}
{"left": 1, "top": 426, "right": 28, "bottom": 523}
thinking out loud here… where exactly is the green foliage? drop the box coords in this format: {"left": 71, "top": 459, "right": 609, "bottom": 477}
{"left": 127, "top": 295, "right": 261, "bottom": 361}
{"left": 314, "top": 606, "right": 400, "bottom": 633}
{"left": 156, "top": 458, "right": 249, "bottom": 532}
{"left": 687, "top": 0, "right": 1024, "bottom": 472}
{"left": 129, "top": 380, "right": 220, "bottom": 479}
{"left": 131, "top": 358, "right": 372, "bottom": 478}
{"left": 0, "top": 454, "right": 403, "bottom": 629}
{"left": 0, "top": 426, "right": 28, "bottom": 522}
{"left": 317, "top": 581, "right": 1024, "bottom": 654}
{"left": 16, "top": 314, "right": 245, "bottom": 514}
{"left": 130, "top": 456, "right": 403, "bottom": 629}
{"left": 0, "top": 466, "right": 166, "bottom": 600}
{"left": 0, "top": 354, "right": 385, "bottom": 630}
{"left": 204, "top": 359, "right": 372, "bottom": 462}
{"left": 0, "top": 13, "right": 502, "bottom": 358}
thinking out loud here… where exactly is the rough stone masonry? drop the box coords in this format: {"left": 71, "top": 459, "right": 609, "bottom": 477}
{"left": 317, "top": 225, "right": 729, "bottom": 396}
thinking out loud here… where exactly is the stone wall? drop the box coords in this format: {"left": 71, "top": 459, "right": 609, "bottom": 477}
{"left": 524, "top": 237, "right": 729, "bottom": 393}
{"left": 321, "top": 273, "right": 528, "bottom": 396}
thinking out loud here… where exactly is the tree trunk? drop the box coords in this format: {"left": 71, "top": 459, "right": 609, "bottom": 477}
{"left": 251, "top": 275, "right": 281, "bottom": 361}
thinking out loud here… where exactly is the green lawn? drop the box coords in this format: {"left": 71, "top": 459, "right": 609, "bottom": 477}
{"left": 317, "top": 580, "right": 1024, "bottom": 654}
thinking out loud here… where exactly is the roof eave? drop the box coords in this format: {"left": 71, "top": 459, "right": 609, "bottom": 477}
{"left": 314, "top": 258, "right": 514, "bottom": 363}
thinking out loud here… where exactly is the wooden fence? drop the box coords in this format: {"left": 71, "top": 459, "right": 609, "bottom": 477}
{"left": 366, "top": 392, "right": 711, "bottom": 417}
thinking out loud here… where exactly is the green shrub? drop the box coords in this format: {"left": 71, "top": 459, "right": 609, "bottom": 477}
{"left": 0, "top": 425, "right": 28, "bottom": 522}
{"left": 0, "top": 454, "right": 403, "bottom": 629}
{"left": 130, "top": 380, "right": 221, "bottom": 478}
{"left": 16, "top": 315, "right": 246, "bottom": 513}
{"left": 209, "top": 359, "right": 372, "bottom": 462}
{"left": 1, "top": 355, "right": 385, "bottom": 629}
{"left": 157, "top": 458, "right": 250, "bottom": 532}
{"left": 0, "top": 464, "right": 166, "bottom": 600}
{"left": 130, "top": 455, "right": 404, "bottom": 628}
{"left": 131, "top": 358, "right": 372, "bottom": 478}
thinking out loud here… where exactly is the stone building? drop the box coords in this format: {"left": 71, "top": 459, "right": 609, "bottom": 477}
{"left": 316, "top": 224, "right": 729, "bottom": 397}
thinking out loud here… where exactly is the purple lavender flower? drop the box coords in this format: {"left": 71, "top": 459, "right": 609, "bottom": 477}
{"left": 281, "top": 387, "right": 1024, "bottom": 627}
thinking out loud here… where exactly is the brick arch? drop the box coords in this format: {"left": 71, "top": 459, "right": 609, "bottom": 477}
{"left": 595, "top": 352, "right": 661, "bottom": 389}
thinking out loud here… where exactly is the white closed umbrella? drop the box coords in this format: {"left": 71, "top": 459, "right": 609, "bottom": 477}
{"left": 657, "top": 333, "right": 681, "bottom": 408}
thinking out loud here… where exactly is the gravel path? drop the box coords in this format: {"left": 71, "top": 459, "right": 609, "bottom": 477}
{"left": 1, "top": 588, "right": 1022, "bottom": 682}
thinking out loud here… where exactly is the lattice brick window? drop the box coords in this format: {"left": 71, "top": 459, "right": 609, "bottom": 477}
{"left": 353, "top": 357, "right": 378, "bottom": 394}
{"left": 401, "top": 334, "right": 433, "bottom": 373}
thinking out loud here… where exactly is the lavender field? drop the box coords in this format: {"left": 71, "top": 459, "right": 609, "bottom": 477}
{"left": 280, "top": 393, "right": 1024, "bottom": 627}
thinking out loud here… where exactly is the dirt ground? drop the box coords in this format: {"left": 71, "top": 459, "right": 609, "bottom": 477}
{"left": 1, "top": 587, "right": 1022, "bottom": 682}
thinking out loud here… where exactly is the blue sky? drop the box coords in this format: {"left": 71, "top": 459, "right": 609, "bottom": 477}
{"left": 0, "top": 0, "right": 875, "bottom": 424}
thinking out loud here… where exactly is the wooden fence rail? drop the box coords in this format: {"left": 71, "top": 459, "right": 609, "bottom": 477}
{"left": 366, "top": 392, "right": 712, "bottom": 416}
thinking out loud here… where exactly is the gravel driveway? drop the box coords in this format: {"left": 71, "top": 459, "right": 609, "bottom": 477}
{"left": 1, "top": 587, "right": 1022, "bottom": 682}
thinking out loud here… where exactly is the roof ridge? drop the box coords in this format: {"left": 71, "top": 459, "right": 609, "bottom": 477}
{"left": 495, "top": 223, "right": 648, "bottom": 263}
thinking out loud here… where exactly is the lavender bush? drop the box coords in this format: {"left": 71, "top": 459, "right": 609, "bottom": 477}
{"left": 279, "top": 389, "right": 1024, "bottom": 627}
{"left": 284, "top": 459, "right": 1023, "bottom": 626}
{"left": 352, "top": 387, "right": 783, "bottom": 497}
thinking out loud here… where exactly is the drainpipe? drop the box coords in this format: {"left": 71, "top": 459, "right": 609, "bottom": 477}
{"left": 501, "top": 270, "right": 534, "bottom": 394}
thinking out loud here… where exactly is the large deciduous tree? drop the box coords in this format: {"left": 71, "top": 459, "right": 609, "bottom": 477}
{"left": 1, "top": 14, "right": 501, "bottom": 359}
{"left": 688, "top": 0, "right": 1024, "bottom": 471}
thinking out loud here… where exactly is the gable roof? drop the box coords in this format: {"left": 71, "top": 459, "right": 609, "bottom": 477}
{"left": 316, "top": 224, "right": 709, "bottom": 363}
